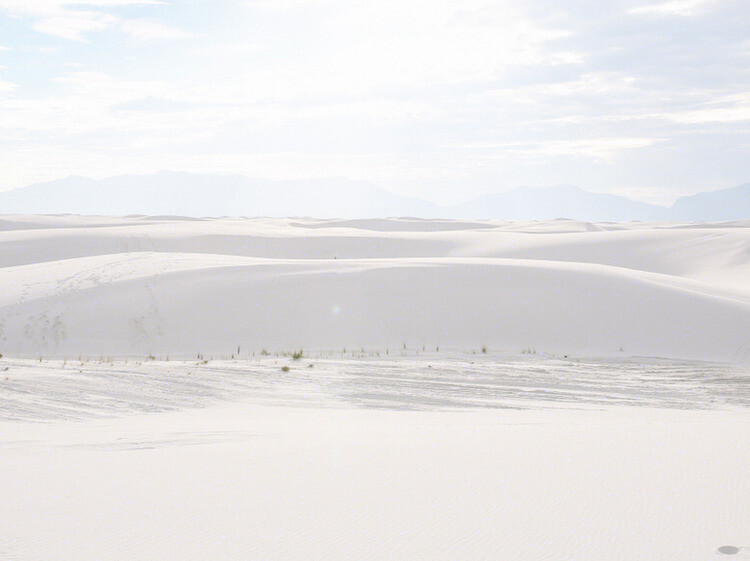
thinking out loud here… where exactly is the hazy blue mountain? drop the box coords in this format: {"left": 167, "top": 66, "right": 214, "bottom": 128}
{"left": 669, "top": 183, "right": 750, "bottom": 221}
{"left": 1, "top": 172, "right": 748, "bottom": 221}
{"left": 0, "top": 172, "right": 441, "bottom": 218}
{"left": 450, "top": 185, "right": 671, "bottom": 222}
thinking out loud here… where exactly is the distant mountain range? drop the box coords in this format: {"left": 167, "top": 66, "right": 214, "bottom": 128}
{"left": 0, "top": 171, "right": 748, "bottom": 221}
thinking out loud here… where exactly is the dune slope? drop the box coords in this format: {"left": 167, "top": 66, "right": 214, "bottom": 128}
{"left": 1, "top": 216, "right": 749, "bottom": 362}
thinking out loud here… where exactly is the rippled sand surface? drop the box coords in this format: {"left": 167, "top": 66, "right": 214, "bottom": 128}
{"left": 1, "top": 354, "right": 749, "bottom": 561}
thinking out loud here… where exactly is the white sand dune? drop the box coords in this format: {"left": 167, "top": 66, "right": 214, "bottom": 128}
{"left": 2, "top": 215, "right": 750, "bottom": 561}
{"left": 1, "top": 216, "right": 749, "bottom": 362}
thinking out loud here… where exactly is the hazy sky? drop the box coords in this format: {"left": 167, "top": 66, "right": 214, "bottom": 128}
{"left": 1, "top": 0, "right": 749, "bottom": 204}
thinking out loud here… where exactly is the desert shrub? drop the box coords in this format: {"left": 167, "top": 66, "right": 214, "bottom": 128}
{"left": 281, "top": 365, "right": 290, "bottom": 372}
{"left": 292, "top": 350, "right": 303, "bottom": 360}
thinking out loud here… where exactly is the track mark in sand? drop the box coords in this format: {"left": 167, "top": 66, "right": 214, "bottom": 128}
{"left": 55, "top": 430, "right": 262, "bottom": 452}
{"left": 1, "top": 354, "right": 749, "bottom": 423}
{"left": 21, "top": 312, "right": 67, "bottom": 352}
{"left": 733, "top": 341, "right": 750, "bottom": 364}
{"left": 0, "top": 540, "right": 27, "bottom": 561}
{"left": 129, "top": 280, "right": 165, "bottom": 350}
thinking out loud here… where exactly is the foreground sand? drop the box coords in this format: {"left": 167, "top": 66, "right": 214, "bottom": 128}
{"left": 1, "top": 353, "right": 749, "bottom": 561}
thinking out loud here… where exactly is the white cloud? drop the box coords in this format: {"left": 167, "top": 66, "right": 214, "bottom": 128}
{"left": 212, "top": 0, "right": 584, "bottom": 103}
{"left": 325, "top": 0, "right": 575, "bottom": 85}
{"left": 32, "top": 12, "right": 118, "bottom": 41}
{"left": 1, "top": 0, "right": 749, "bottom": 199}
{"left": 0, "top": 45, "right": 10, "bottom": 51}
{"left": 0, "top": 0, "right": 162, "bottom": 17}
{"left": 628, "top": 0, "right": 724, "bottom": 16}
{"left": 666, "top": 93, "right": 750, "bottom": 123}
{"left": 193, "top": 43, "right": 268, "bottom": 56}
{"left": 448, "top": 138, "right": 661, "bottom": 161}
{"left": 0, "top": 1, "right": 183, "bottom": 42}
{"left": 0, "top": 72, "right": 176, "bottom": 136}
{"left": 0, "top": 79, "right": 16, "bottom": 93}
{"left": 121, "top": 19, "right": 195, "bottom": 41}
{"left": 244, "top": 0, "right": 335, "bottom": 10}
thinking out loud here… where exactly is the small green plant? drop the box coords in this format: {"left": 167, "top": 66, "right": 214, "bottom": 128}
{"left": 281, "top": 365, "right": 290, "bottom": 372}
{"left": 261, "top": 348, "right": 270, "bottom": 356}
{"left": 292, "top": 350, "right": 303, "bottom": 360}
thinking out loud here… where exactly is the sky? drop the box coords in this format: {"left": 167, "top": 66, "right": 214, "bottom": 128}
{"left": 0, "top": 0, "right": 749, "bottom": 205}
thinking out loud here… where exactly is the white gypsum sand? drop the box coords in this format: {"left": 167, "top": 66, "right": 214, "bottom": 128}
{"left": 1, "top": 354, "right": 749, "bottom": 561}
{"left": 0, "top": 216, "right": 749, "bottom": 561}
{"left": 0, "top": 216, "right": 749, "bottom": 361}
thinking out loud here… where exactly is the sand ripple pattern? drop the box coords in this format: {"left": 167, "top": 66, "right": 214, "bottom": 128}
{"left": 1, "top": 352, "right": 748, "bottom": 422}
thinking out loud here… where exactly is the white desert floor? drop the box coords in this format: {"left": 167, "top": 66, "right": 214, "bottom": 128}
{"left": 1, "top": 216, "right": 749, "bottom": 560}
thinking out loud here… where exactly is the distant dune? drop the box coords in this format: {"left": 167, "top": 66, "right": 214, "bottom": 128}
{"left": 1, "top": 215, "right": 748, "bottom": 362}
